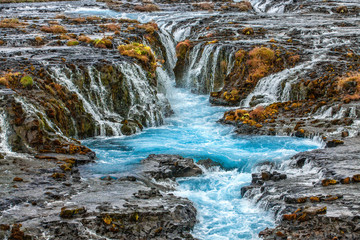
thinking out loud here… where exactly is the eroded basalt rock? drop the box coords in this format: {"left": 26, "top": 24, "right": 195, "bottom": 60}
{"left": 0, "top": 154, "right": 200, "bottom": 239}
{"left": 141, "top": 154, "right": 203, "bottom": 180}
{"left": 242, "top": 138, "right": 360, "bottom": 239}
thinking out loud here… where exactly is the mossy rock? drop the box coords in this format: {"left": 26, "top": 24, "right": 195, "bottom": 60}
{"left": 60, "top": 206, "right": 86, "bottom": 218}
{"left": 20, "top": 75, "right": 33, "bottom": 88}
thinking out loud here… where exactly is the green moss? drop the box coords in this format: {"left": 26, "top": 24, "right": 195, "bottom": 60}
{"left": 20, "top": 75, "right": 33, "bottom": 88}
{"left": 67, "top": 40, "right": 79, "bottom": 46}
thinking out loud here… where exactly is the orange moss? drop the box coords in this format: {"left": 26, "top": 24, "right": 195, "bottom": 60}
{"left": 41, "top": 25, "right": 67, "bottom": 34}
{"left": 176, "top": 39, "right": 192, "bottom": 58}
{"left": 92, "top": 38, "right": 113, "bottom": 49}
{"left": 134, "top": 4, "right": 160, "bottom": 12}
{"left": 137, "top": 22, "right": 159, "bottom": 34}
{"left": 230, "top": 1, "right": 252, "bottom": 11}
{"left": 242, "top": 27, "right": 254, "bottom": 35}
{"left": 101, "top": 23, "right": 121, "bottom": 32}
{"left": 337, "top": 72, "right": 360, "bottom": 102}
{"left": 86, "top": 16, "right": 101, "bottom": 21}
{"left": 288, "top": 54, "right": 300, "bottom": 65}
{"left": 77, "top": 35, "right": 91, "bottom": 43}
{"left": 0, "top": 18, "right": 27, "bottom": 28}
{"left": 192, "top": 2, "right": 214, "bottom": 11}
{"left": 67, "top": 39, "right": 79, "bottom": 46}
{"left": 72, "top": 18, "right": 86, "bottom": 23}
{"left": 118, "top": 42, "right": 157, "bottom": 73}
{"left": 247, "top": 47, "right": 275, "bottom": 82}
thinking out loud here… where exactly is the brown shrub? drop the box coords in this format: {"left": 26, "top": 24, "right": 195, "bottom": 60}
{"left": 288, "top": 55, "right": 300, "bottom": 65}
{"left": 247, "top": 47, "right": 275, "bottom": 82}
{"left": 35, "top": 36, "right": 43, "bottom": 44}
{"left": 230, "top": 1, "right": 252, "bottom": 11}
{"left": 92, "top": 38, "right": 113, "bottom": 49}
{"left": 337, "top": 72, "right": 360, "bottom": 102}
{"left": 72, "top": 18, "right": 86, "bottom": 24}
{"left": 336, "top": 5, "right": 348, "bottom": 13}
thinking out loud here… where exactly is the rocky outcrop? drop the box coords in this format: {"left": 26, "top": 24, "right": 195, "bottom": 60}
{"left": 241, "top": 138, "right": 360, "bottom": 239}
{"left": 0, "top": 154, "right": 201, "bottom": 239}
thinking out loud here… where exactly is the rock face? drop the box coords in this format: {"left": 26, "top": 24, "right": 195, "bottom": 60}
{"left": 241, "top": 138, "right": 360, "bottom": 239}
{"left": 0, "top": 154, "right": 200, "bottom": 239}
{"left": 141, "top": 154, "right": 203, "bottom": 180}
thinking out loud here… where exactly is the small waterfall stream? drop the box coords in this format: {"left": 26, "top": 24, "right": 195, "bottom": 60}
{"left": 0, "top": 111, "right": 12, "bottom": 154}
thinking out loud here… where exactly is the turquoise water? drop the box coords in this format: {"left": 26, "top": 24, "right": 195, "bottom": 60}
{"left": 83, "top": 86, "right": 321, "bottom": 240}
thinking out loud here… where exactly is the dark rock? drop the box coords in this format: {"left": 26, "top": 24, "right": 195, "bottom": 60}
{"left": 326, "top": 139, "right": 344, "bottom": 148}
{"left": 197, "top": 158, "right": 224, "bottom": 169}
{"left": 141, "top": 154, "right": 202, "bottom": 180}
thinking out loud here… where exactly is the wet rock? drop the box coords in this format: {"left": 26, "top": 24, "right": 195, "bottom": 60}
{"left": 13, "top": 177, "right": 23, "bottom": 182}
{"left": 197, "top": 158, "right": 224, "bottom": 169}
{"left": 243, "top": 138, "right": 360, "bottom": 239}
{"left": 99, "top": 176, "right": 118, "bottom": 181}
{"left": 326, "top": 139, "right": 344, "bottom": 148}
{"left": 60, "top": 206, "right": 86, "bottom": 219}
{"left": 141, "top": 154, "right": 202, "bottom": 180}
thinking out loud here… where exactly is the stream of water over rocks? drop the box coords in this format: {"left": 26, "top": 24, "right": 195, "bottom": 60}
{"left": 82, "top": 84, "right": 321, "bottom": 239}
{"left": 62, "top": 5, "right": 325, "bottom": 239}
{"left": 1, "top": 0, "right": 359, "bottom": 239}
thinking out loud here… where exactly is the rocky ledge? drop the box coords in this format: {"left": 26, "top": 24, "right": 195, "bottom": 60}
{"left": 241, "top": 137, "right": 360, "bottom": 239}
{"left": 0, "top": 154, "right": 202, "bottom": 239}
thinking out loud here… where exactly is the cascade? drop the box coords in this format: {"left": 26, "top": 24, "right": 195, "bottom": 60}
{"left": 178, "top": 43, "right": 236, "bottom": 94}
{"left": 14, "top": 95, "right": 72, "bottom": 142}
{"left": 241, "top": 61, "right": 312, "bottom": 107}
{"left": 48, "top": 61, "right": 167, "bottom": 137}
{"left": 0, "top": 111, "right": 12, "bottom": 153}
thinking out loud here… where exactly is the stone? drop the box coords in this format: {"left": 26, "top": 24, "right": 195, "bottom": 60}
{"left": 60, "top": 206, "right": 86, "bottom": 219}
{"left": 13, "top": 177, "right": 23, "bottom": 182}
{"left": 197, "top": 158, "right": 224, "bottom": 169}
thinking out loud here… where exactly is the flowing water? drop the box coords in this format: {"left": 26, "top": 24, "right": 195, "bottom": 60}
{"left": 82, "top": 83, "right": 322, "bottom": 239}
{"left": 68, "top": 6, "right": 324, "bottom": 240}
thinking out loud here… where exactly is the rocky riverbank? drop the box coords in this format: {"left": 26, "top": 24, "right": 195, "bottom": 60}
{"left": 0, "top": 154, "right": 201, "bottom": 239}
{"left": 241, "top": 137, "right": 360, "bottom": 239}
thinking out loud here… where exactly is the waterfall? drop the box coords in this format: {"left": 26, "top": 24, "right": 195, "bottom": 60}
{"left": 48, "top": 61, "right": 167, "bottom": 137}
{"left": 118, "top": 62, "right": 166, "bottom": 127}
{"left": 158, "top": 27, "right": 177, "bottom": 70}
{"left": 0, "top": 111, "right": 12, "bottom": 153}
{"left": 49, "top": 66, "right": 120, "bottom": 136}
{"left": 241, "top": 62, "right": 310, "bottom": 107}
{"left": 14, "top": 95, "right": 72, "bottom": 142}
{"left": 178, "top": 43, "right": 236, "bottom": 94}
